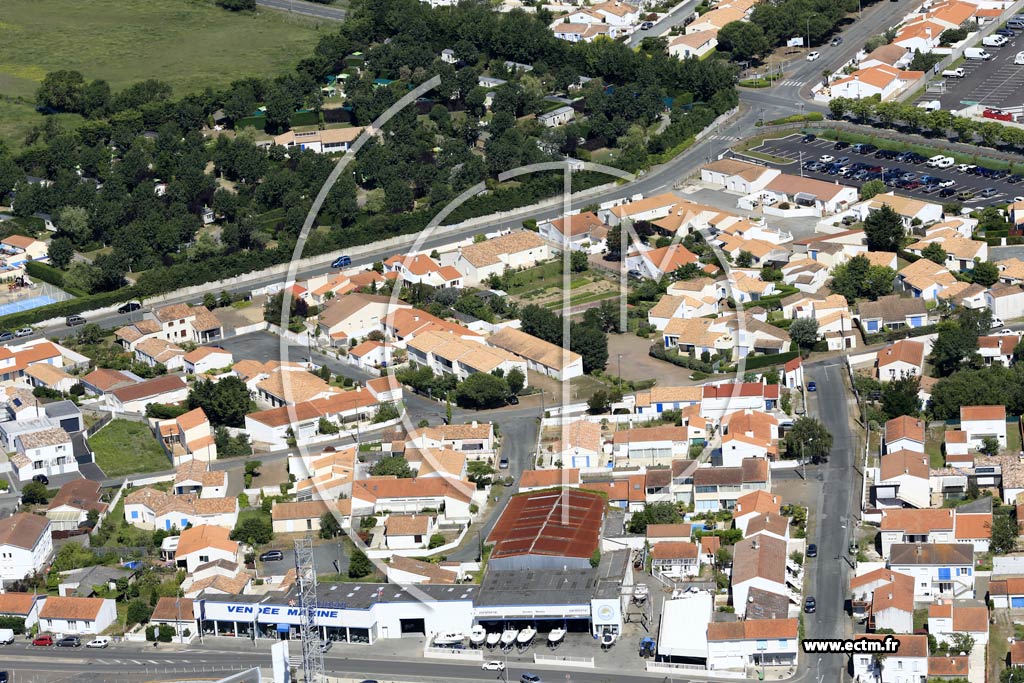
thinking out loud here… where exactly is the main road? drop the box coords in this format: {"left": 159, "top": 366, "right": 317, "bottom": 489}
{"left": 255, "top": 0, "right": 346, "bottom": 21}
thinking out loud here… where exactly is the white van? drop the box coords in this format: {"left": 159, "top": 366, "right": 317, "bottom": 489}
{"left": 964, "top": 47, "right": 992, "bottom": 60}
{"left": 983, "top": 34, "right": 1008, "bottom": 47}
{"left": 934, "top": 156, "right": 955, "bottom": 169}
{"left": 0, "top": 629, "right": 14, "bottom": 645}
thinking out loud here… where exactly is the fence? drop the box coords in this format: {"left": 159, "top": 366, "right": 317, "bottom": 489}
{"left": 533, "top": 654, "right": 595, "bottom": 668}
{"left": 423, "top": 646, "right": 483, "bottom": 661}
{"left": 646, "top": 662, "right": 747, "bottom": 680}
{"left": 85, "top": 412, "right": 113, "bottom": 437}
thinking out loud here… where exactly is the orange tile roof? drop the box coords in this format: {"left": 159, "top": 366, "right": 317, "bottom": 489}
{"left": 385, "top": 514, "right": 431, "bottom": 536}
{"left": 646, "top": 523, "right": 693, "bottom": 539}
{"left": 954, "top": 512, "right": 992, "bottom": 540}
{"left": 0, "top": 592, "right": 38, "bottom": 616}
{"left": 734, "top": 490, "right": 781, "bottom": 517}
{"left": 952, "top": 605, "right": 989, "bottom": 633}
{"left": 519, "top": 469, "right": 581, "bottom": 488}
{"left": 854, "top": 634, "right": 927, "bottom": 658}
{"left": 961, "top": 405, "right": 1006, "bottom": 421}
{"left": 353, "top": 476, "right": 472, "bottom": 504}
{"left": 650, "top": 541, "right": 698, "bottom": 559}
{"left": 151, "top": 597, "right": 193, "bottom": 622}
{"left": 886, "top": 415, "right": 926, "bottom": 445}
{"left": 879, "top": 449, "right": 929, "bottom": 481}
{"left": 707, "top": 618, "right": 798, "bottom": 641}
{"left": 176, "top": 525, "right": 238, "bottom": 557}
{"left": 880, "top": 508, "right": 953, "bottom": 534}
{"left": 877, "top": 339, "right": 925, "bottom": 368}
{"left": 39, "top": 596, "right": 105, "bottom": 620}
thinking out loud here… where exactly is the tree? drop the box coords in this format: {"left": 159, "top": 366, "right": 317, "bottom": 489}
{"left": 735, "top": 250, "right": 754, "bottom": 268}
{"left": 428, "top": 533, "right": 446, "bottom": 549}
{"left": 348, "top": 548, "right": 372, "bottom": 578}
{"left": 788, "top": 318, "right": 819, "bottom": 353}
{"left": 369, "top": 455, "right": 414, "bottom": 478}
{"left": 126, "top": 599, "right": 153, "bottom": 626}
{"left": 922, "top": 242, "right": 947, "bottom": 265}
{"left": 187, "top": 376, "right": 251, "bottom": 427}
{"left": 831, "top": 256, "right": 895, "bottom": 302}
{"left": 972, "top": 260, "right": 999, "bottom": 287}
{"left": 217, "top": 0, "right": 256, "bottom": 8}
{"left": 57, "top": 206, "right": 92, "bottom": 245}
{"left": 467, "top": 460, "right": 495, "bottom": 487}
{"left": 626, "top": 501, "right": 681, "bottom": 533}
{"left": 36, "top": 70, "right": 85, "bottom": 113}
{"left": 48, "top": 237, "right": 74, "bottom": 269}
{"left": 784, "top": 417, "right": 833, "bottom": 463}
{"left": 947, "top": 632, "right": 975, "bottom": 656}
{"left": 716, "top": 21, "right": 770, "bottom": 61}
{"left": 605, "top": 224, "right": 622, "bottom": 261}
{"left": 455, "top": 372, "right": 510, "bottom": 409}
{"left": 929, "top": 320, "right": 981, "bottom": 377}
{"left": 570, "top": 250, "right": 589, "bottom": 273}
{"left": 319, "top": 513, "right": 340, "bottom": 539}
{"left": 230, "top": 514, "right": 273, "bottom": 545}
{"left": 992, "top": 513, "right": 1018, "bottom": 554}
{"left": 864, "top": 205, "right": 905, "bottom": 252}
{"left": 980, "top": 435, "right": 1000, "bottom": 456}
{"left": 506, "top": 368, "right": 525, "bottom": 396}
{"left": 570, "top": 322, "right": 608, "bottom": 374}
{"left": 587, "top": 389, "right": 611, "bottom": 414}
{"left": 589, "top": 549, "right": 602, "bottom": 568}
{"left": 881, "top": 372, "right": 920, "bottom": 419}
{"left": 20, "top": 481, "right": 48, "bottom": 505}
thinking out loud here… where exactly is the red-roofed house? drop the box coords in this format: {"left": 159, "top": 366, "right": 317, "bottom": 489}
{"left": 518, "top": 469, "right": 581, "bottom": 492}
{"left": 538, "top": 212, "right": 607, "bottom": 254}
{"left": 874, "top": 450, "right": 931, "bottom": 509}
{"left": 928, "top": 599, "right": 989, "bottom": 646}
{"left": 706, "top": 619, "right": 798, "bottom": 670}
{"left": 352, "top": 476, "right": 477, "bottom": 522}
{"left": 960, "top": 405, "right": 1006, "bottom": 449}
{"left": 885, "top": 415, "right": 926, "bottom": 454}
{"left": 851, "top": 635, "right": 928, "bottom": 682}
{"left": 733, "top": 490, "right": 781, "bottom": 534}
{"left": 650, "top": 541, "right": 700, "bottom": 578}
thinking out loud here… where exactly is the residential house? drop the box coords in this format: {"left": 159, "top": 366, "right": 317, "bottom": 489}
{"left": 12, "top": 426, "right": 76, "bottom": 482}
{"left": 650, "top": 541, "right": 700, "bottom": 578}
{"left": 700, "top": 159, "right": 781, "bottom": 195}
{"left": 407, "top": 331, "right": 527, "bottom": 383}
{"left": 158, "top": 407, "right": 217, "bottom": 465}
{"left": 978, "top": 333, "right": 1019, "bottom": 366}
{"left": 108, "top": 375, "right": 188, "bottom": 414}
{"left": 173, "top": 460, "right": 227, "bottom": 498}
{"left": 730, "top": 535, "right": 789, "bottom": 618}
{"left": 406, "top": 422, "right": 496, "bottom": 460}
{"left": 693, "top": 458, "right": 771, "bottom": 512}
{"left": 859, "top": 43, "right": 913, "bottom": 69}
{"left": 316, "top": 293, "right": 400, "bottom": 347}
{"left": 245, "top": 388, "right": 383, "bottom": 450}
{"left": 885, "top": 415, "right": 926, "bottom": 454}
{"left": 865, "top": 193, "right": 943, "bottom": 228}
{"left": 517, "top": 468, "right": 581, "bottom": 492}
{"left": 887, "top": 543, "right": 975, "bottom": 599}
{"left": 449, "top": 231, "right": 551, "bottom": 284}
{"left": 745, "top": 512, "right": 790, "bottom": 543}
{"left": 720, "top": 410, "right": 779, "bottom": 466}
{"left": 960, "top": 405, "right": 1006, "bottom": 449}
{"left": 272, "top": 126, "right": 364, "bottom": 154}
{"left": 817, "top": 65, "right": 925, "bottom": 102}
{"left": 537, "top": 106, "right": 575, "bottom": 127}
{"left": 927, "top": 599, "right": 989, "bottom": 646}
{"left": 986, "top": 283, "right": 1024, "bottom": 321}
{"left": 124, "top": 487, "right": 238, "bottom": 532}
{"left": 780, "top": 259, "right": 830, "bottom": 293}
{"left": 351, "top": 477, "right": 475, "bottom": 522}
{"left": 38, "top": 597, "right": 117, "bottom": 636}
{"left": 547, "top": 420, "right": 603, "bottom": 469}
{"left": 849, "top": 568, "right": 915, "bottom": 632}
{"left": 633, "top": 386, "right": 702, "bottom": 418}
{"left": 174, "top": 525, "right": 241, "bottom": 574}
{"left": 580, "top": 475, "right": 646, "bottom": 512}
{"left": 384, "top": 514, "right": 434, "bottom": 550}
{"left": 897, "top": 259, "right": 957, "bottom": 300}
{"left": 668, "top": 31, "right": 718, "bottom": 59}
{"left": 700, "top": 382, "right": 780, "bottom": 421}
{"left": 874, "top": 450, "right": 931, "bottom": 509}
{"left": 646, "top": 523, "right": 693, "bottom": 544}
{"left": 879, "top": 508, "right": 955, "bottom": 559}
{"left": 850, "top": 634, "right": 928, "bottom": 683}
{"left": 382, "top": 254, "right": 463, "bottom": 288}
{"left": 647, "top": 290, "right": 719, "bottom": 331}
{"left": 610, "top": 426, "right": 690, "bottom": 466}
{"left": 151, "top": 304, "right": 222, "bottom": 344}
{"left": 733, "top": 490, "right": 782, "bottom": 535}
{"left": 79, "top": 368, "right": 138, "bottom": 397}
{"left": 706, "top": 619, "right": 799, "bottom": 670}
{"left": 857, "top": 295, "right": 928, "bottom": 334}
{"left": 46, "top": 480, "right": 107, "bottom": 532}
{"left": 487, "top": 326, "right": 583, "bottom": 381}
{"left": 759, "top": 174, "right": 858, "bottom": 215}
{"left": 0, "top": 513, "right": 52, "bottom": 583}
{"left": 906, "top": 233, "right": 987, "bottom": 273}
{"left": 133, "top": 338, "right": 186, "bottom": 371}
{"left": 0, "top": 235, "right": 47, "bottom": 268}
{"left": 538, "top": 211, "right": 607, "bottom": 253}
{"left": 598, "top": 193, "right": 680, "bottom": 227}
{"left": 183, "top": 347, "right": 233, "bottom": 375}
{"left": 791, "top": 229, "right": 867, "bottom": 268}
{"left": 385, "top": 555, "right": 460, "bottom": 585}
{"left": 876, "top": 339, "right": 926, "bottom": 381}
{"left": 626, "top": 244, "right": 701, "bottom": 281}
{"left": 0, "top": 592, "right": 41, "bottom": 629}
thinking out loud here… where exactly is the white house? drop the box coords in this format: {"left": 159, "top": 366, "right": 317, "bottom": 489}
{"left": 384, "top": 514, "right": 434, "bottom": 550}
{"left": 611, "top": 425, "right": 690, "bottom": 466}
{"left": 449, "top": 231, "right": 551, "bottom": 285}
{"left": 271, "top": 500, "right": 351, "bottom": 534}
{"left": 707, "top": 619, "right": 798, "bottom": 671}
{"left": 174, "top": 525, "right": 241, "bottom": 575}
{"left": 0, "top": 513, "right": 52, "bottom": 583}
{"left": 650, "top": 541, "right": 700, "bottom": 578}
{"left": 351, "top": 477, "right": 476, "bottom": 523}
{"left": 875, "top": 450, "right": 931, "bottom": 509}
{"left": 879, "top": 508, "right": 955, "bottom": 559}
{"left": 538, "top": 211, "right": 607, "bottom": 254}
{"left": 927, "top": 599, "right": 989, "bottom": 647}
{"left": 599, "top": 193, "right": 680, "bottom": 227}
{"left": 960, "top": 405, "right": 1006, "bottom": 449}
{"left": 487, "top": 326, "right": 582, "bottom": 381}
{"left": 864, "top": 193, "right": 943, "bottom": 229}
{"left": 272, "top": 127, "right": 364, "bottom": 154}
{"left": 668, "top": 31, "right": 718, "bottom": 59}
{"left": 888, "top": 543, "right": 975, "bottom": 599}
{"left": 316, "top": 293, "right": 399, "bottom": 347}
{"left": 38, "top": 597, "right": 117, "bottom": 636}
{"left": 700, "top": 159, "right": 781, "bottom": 195}
{"left": 183, "top": 347, "right": 233, "bottom": 375}
{"left": 850, "top": 634, "right": 928, "bottom": 683}
{"left": 11, "top": 427, "right": 76, "bottom": 482}
{"left": 107, "top": 375, "right": 189, "bottom": 414}
{"left": 815, "top": 65, "right": 925, "bottom": 102}
{"left": 730, "top": 535, "right": 788, "bottom": 617}
{"left": 877, "top": 339, "right": 925, "bottom": 382}
{"left": 986, "top": 283, "right": 1024, "bottom": 322}
{"left": 885, "top": 415, "right": 926, "bottom": 454}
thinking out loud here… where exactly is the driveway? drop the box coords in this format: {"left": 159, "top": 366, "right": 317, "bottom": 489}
{"left": 256, "top": 539, "right": 348, "bottom": 577}
{"left": 607, "top": 333, "right": 700, "bottom": 384}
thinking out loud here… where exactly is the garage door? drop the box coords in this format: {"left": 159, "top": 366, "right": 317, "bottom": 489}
{"left": 1011, "top": 597, "right": 1024, "bottom": 608}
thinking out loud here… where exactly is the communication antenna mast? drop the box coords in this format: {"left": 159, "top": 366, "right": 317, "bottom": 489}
{"left": 294, "top": 535, "right": 324, "bottom": 683}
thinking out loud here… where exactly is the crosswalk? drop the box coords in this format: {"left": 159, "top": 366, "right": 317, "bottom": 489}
{"left": 776, "top": 79, "right": 804, "bottom": 87}
{"left": 93, "top": 658, "right": 215, "bottom": 665}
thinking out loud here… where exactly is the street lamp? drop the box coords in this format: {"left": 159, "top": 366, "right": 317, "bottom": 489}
{"left": 617, "top": 354, "right": 623, "bottom": 393}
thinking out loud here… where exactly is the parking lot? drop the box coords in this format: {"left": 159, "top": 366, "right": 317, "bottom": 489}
{"left": 744, "top": 133, "right": 1024, "bottom": 207}
{"left": 920, "top": 42, "right": 1024, "bottom": 110}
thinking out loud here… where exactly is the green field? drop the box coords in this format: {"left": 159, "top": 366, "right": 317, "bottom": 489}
{"left": 90, "top": 419, "right": 171, "bottom": 477}
{"left": 0, "top": 0, "right": 329, "bottom": 102}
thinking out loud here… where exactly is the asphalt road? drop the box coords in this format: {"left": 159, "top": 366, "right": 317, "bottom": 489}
{"left": 749, "top": 133, "right": 1024, "bottom": 206}
{"left": 255, "top": 0, "right": 346, "bottom": 21}
{"left": 920, "top": 43, "right": 1024, "bottom": 110}
{"left": 626, "top": 0, "right": 701, "bottom": 48}
{"left": 803, "top": 358, "right": 861, "bottom": 683}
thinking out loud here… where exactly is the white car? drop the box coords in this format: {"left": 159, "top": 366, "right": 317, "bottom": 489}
{"left": 992, "top": 317, "right": 1005, "bottom": 328}
{"left": 86, "top": 637, "right": 110, "bottom": 649}
{"left": 938, "top": 179, "right": 956, "bottom": 188}
{"left": 482, "top": 661, "right": 506, "bottom": 671}
{"left": 819, "top": 154, "right": 835, "bottom": 163}
{"left": 956, "top": 164, "right": 976, "bottom": 173}
{"left": 807, "top": 51, "right": 820, "bottom": 61}
{"left": 1015, "top": 196, "right": 1024, "bottom": 203}
{"left": 1016, "top": 51, "right": 1024, "bottom": 65}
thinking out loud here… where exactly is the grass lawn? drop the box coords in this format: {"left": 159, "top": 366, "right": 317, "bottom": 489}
{"left": 0, "top": 0, "right": 328, "bottom": 137}
{"left": 0, "top": 97, "right": 85, "bottom": 152}
{"left": 90, "top": 419, "right": 170, "bottom": 477}
{"left": 925, "top": 425, "right": 945, "bottom": 469}
{"left": 1007, "top": 422, "right": 1022, "bottom": 455}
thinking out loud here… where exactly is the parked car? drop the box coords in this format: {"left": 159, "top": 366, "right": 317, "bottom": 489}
{"left": 939, "top": 187, "right": 957, "bottom": 197}
{"left": 56, "top": 636, "right": 81, "bottom": 648}
{"left": 32, "top": 474, "right": 48, "bottom": 486}
{"left": 65, "top": 314, "right": 86, "bottom": 327}
{"left": 1009, "top": 175, "right": 1024, "bottom": 184}
{"left": 956, "top": 164, "right": 976, "bottom": 173}
{"left": 117, "top": 301, "right": 142, "bottom": 314}
{"left": 331, "top": 255, "right": 352, "bottom": 268}
{"left": 482, "top": 662, "right": 506, "bottom": 671}
{"left": 260, "top": 550, "right": 284, "bottom": 562}
{"left": 852, "top": 143, "right": 877, "bottom": 153}
{"left": 833, "top": 141, "right": 850, "bottom": 150}
{"left": 957, "top": 190, "right": 975, "bottom": 200}
{"left": 0, "top": 629, "right": 13, "bottom": 645}
{"left": 938, "top": 179, "right": 956, "bottom": 188}
{"left": 818, "top": 154, "right": 835, "bottom": 163}
{"left": 806, "top": 51, "right": 820, "bottom": 61}
{"left": 807, "top": 543, "right": 818, "bottom": 557}
{"left": 979, "top": 187, "right": 999, "bottom": 198}
{"left": 1016, "top": 51, "right": 1024, "bottom": 65}
{"left": 801, "top": 134, "right": 817, "bottom": 143}
{"left": 319, "top": 641, "right": 332, "bottom": 653}
{"left": 807, "top": 381, "right": 817, "bottom": 392}
{"left": 521, "top": 674, "right": 542, "bottom": 683}
{"left": 992, "top": 317, "right": 1005, "bottom": 328}
{"left": 804, "top": 597, "right": 817, "bottom": 613}
{"left": 0, "top": 332, "right": 13, "bottom": 343}
{"left": 984, "top": 108, "right": 1014, "bottom": 121}
{"left": 640, "top": 20, "right": 654, "bottom": 29}
{"left": 499, "top": 457, "right": 509, "bottom": 469}
{"left": 831, "top": 36, "right": 843, "bottom": 45}
{"left": 32, "top": 635, "right": 53, "bottom": 647}
{"left": 14, "top": 328, "right": 31, "bottom": 338}
{"left": 86, "top": 637, "right": 111, "bottom": 649}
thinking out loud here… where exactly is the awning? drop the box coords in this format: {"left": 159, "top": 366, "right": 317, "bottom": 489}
{"left": 277, "top": 624, "right": 291, "bottom": 633}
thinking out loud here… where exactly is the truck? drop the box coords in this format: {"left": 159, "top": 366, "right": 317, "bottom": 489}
{"left": 964, "top": 48, "right": 992, "bottom": 60}
{"left": 942, "top": 68, "right": 966, "bottom": 77}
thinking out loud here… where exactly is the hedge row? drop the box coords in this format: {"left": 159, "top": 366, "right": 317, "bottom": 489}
{"left": 859, "top": 322, "right": 938, "bottom": 345}
{"left": 649, "top": 343, "right": 719, "bottom": 374}
{"left": 740, "top": 350, "right": 800, "bottom": 370}
{"left": 25, "top": 261, "right": 87, "bottom": 297}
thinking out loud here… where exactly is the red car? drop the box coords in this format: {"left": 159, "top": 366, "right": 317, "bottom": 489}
{"left": 32, "top": 635, "right": 53, "bottom": 646}
{"left": 984, "top": 108, "right": 1014, "bottom": 121}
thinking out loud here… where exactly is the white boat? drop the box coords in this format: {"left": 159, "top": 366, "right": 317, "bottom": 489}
{"left": 434, "top": 632, "right": 464, "bottom": 646}
{"left": 547, "top": 628, "right": 566, "bottom": 645}
{"left": 486, "top": 632, "right": 501, "bottom": 647}
{"left": 633, "top": 584, "right": 649, "bottom": 601}
{"left": 500, "top": 629, "right": 519, "bottom": 646}
{"left": 469, "top": 626, "right": 487, "bottom": 645}
{"left": 516, "top": 626, "right": 537, "bottom": 644}
{"left": 600, "top": 632, "right": 617, "bottom": 647}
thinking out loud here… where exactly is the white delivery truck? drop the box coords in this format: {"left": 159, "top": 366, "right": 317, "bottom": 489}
{"left": 942, "top": 68, "right": 965, "bottom": 77}
{"left": 964, "top": 48, "right": 992, "bottom": 60}
{"left": 0, "top": 629, "right": 14, "bottom": 645}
